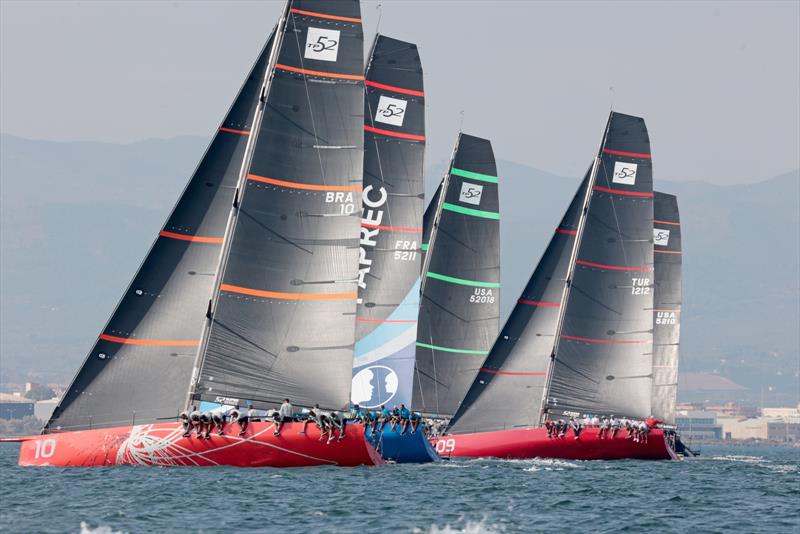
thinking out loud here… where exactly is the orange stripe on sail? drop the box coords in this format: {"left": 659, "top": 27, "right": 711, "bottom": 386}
{"left": 289, "top": 8, "right": 362, "bottom": 23}
{"left": 98, "top": 334, "right": 199, "bottom": 347}
{"left": 247, "top": 173, "right": 360, "bottom": 192}
{"left": 275, "top": 64, "right": 364, "bottom": 81}
{"left": 220, "top": 284, "right": 357, "bottom": 301}
{"left": 159, "top": 231, "right": 223, "bottom": 244}
{"left": 655, "top": 250, "right": 682, "bottom": 254}
{"left": 218, "top": 127, "right": 250, "bottom": 135}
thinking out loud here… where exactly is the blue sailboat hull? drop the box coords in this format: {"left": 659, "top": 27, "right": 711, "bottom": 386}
{"left": 365, "top": 426, "right": 440, "bottom": 463}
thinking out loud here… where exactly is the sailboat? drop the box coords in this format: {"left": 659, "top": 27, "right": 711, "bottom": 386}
{"left": 413, "top": 134, "right": 501, "bottom": 419}
{"left": 432, "top": 112, "right": 677, "bottom": 460}
{"left": 16, "top": 0, "right": 382, "bottom": 467}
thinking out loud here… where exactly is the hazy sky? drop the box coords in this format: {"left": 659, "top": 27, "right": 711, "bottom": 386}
{"left": 1, "top": 0, "right": 798, "bottom": 185}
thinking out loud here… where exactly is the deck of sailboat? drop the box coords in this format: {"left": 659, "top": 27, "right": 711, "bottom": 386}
{"left": 17, "top": 422, "right": 383, "bottom": 467}
{"left": 431, "top": 427, "right": 676, "bottom": 461}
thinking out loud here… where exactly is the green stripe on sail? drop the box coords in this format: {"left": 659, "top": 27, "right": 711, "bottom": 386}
{"left": 426, "top": 271, "right": 500, "bottom": 288}
{"left": 415, "top": 342, "right": 489, "bottom": 355}
{"left": 442, "top": 202, "right": 499, "bottom": 220}
{"left": 421, "top": 243, "right": 428, "bottom": 251}
{"left": 450, "top": 167, "right": 498, "bottom": 184}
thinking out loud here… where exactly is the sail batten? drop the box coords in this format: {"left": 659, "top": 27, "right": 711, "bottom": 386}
{"left": 44, "top": 31, "right": 278, "bottom": 433}
{"left": 352, "top": 34, "right": 426, "bottom": 409}
{"left": 412, "top": 134, "right": 501, "bottom": 418}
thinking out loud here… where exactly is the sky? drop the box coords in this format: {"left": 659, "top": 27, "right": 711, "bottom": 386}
{"left": 1, "top": 0, "right": 798, "bottom": 185}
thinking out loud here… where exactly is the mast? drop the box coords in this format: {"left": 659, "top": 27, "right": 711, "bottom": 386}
{"left": 537, "top": 141, "right": 606, "bottom": 422}
{"left": 186, "top": 2, "right": 289, "bottom": 410}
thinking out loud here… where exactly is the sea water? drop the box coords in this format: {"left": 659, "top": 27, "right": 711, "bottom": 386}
{"left": 0, "top": 443, "right": 797, "bottom": 533}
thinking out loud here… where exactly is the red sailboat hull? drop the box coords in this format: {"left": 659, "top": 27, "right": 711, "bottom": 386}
{"left": 16, "top": 421, "right": 383, "bottom": 467}
{"left": 431, "top": 426, "right": 676, "bottom": 461}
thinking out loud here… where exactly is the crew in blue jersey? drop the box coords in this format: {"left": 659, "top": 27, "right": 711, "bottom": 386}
{"left": 409, "top": 412, "right": 422, "bottom": 434}
{"left": 399, "top": 404, "right": 410, "bottom": 434}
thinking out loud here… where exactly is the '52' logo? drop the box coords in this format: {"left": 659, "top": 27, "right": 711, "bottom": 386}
{"left": 379, "top": 104, "right": 404, "bottom": 119}
{"left": 308, "top": 35, "right": 338, "bottom": 53}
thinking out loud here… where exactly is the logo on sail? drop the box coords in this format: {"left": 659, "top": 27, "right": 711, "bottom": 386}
{"left": 653, "top": 228, "right": 670, "bottom": 246}
{"left": 459, "top": 182, "right": 483, "bottom": 206}
{"left": 612, "top": 161, "right": 638, "bottom": 185}
{"left": 304, "top": 28, "right": 340, "bottom": 62}
{"left": 352, "top": 365, "right": 399, "bottom": 408}
{"left": 375, "top": 96, "right": 407, "bottom": 127}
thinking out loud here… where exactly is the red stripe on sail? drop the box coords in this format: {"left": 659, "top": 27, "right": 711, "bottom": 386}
{"left": 288, "top": 8, "right": 362, "bottom": 23}
{"left": 481, "top": 368, "right": 545, "bottom": 376}
{"left": 602, "top": 148, "right": 652, "bottom": 159}
{"left": 99, "top": 334, "right": 199, "bottom": 347}
{"left": 560, "top": 334, "right": 649, "bottom": 345}
{"left": 518, "top": 299, "right": 560, "bottom": 307}
{"left": 555, "top": 228, "right": 577, "bottom": 235}
{"left": 593, "top": 185, "right": 655, "bottom": 198}
{"left": 220, "top": 284, "right": 356, "bottom": 301}
{"left": 363, "top": 124, "right": 425, "bottom": 141}
{"left": 159, "top": 231, "right": 223, "bottom": 244}
{"left": 654, "top": 219, "right": 680, "bottom": 226}
{"left": 576, "top": 260, "right": 653, "bottom": 271}
{"left": 655, "top": 250, "right": 682, "bottom": 254}
{"left": 364, "top": 80, "right": 424, "bottom": 97}
{"left": 218, "top": 127, "right": 250, "bottom": 135}
{"left": 362, "top": 223, "right": 422, "bottom": 233}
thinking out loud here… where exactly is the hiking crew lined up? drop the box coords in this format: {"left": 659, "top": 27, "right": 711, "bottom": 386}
{"left": 351, "top": 404, "right": 424, "bottom": 435}
{"left": 544, "top": 415, "right": 663, "bottom": 443}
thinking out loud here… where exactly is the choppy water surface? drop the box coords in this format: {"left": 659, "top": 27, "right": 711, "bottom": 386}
{"left": 0, "top": 443, "right": 797, "bottom": 533}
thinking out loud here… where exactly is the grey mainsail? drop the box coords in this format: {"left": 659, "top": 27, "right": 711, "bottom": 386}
{"left": 448, "top": 171, "right": 590, "bottom": 434}
{"left": 44, "top": 32, "right": 276, "bottom": 432}
{"left": 652, "top": 192, "right": 681, "bottom": 424}
{"left": 352, "top": 35, "right": 425, "bottom": 409}
{"left": 191, "top": 0, "right": 365, "bottom": 411}
{"left": 545, "top": 111, "right": 655, "bottom": 420}
{"left": 412, "top": 134, "right": 501, "bottom": 417}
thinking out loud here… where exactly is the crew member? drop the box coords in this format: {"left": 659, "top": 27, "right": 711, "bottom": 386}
{"left": 610, "top": 415, "right": 621, "bottom": 439}
{"left": 189, "top": 407, "right": 202, "bottom": 437}
{"left": 300, "top": 404, "right": 321, "bottom": 435}
{"left": 273, "top": 398, "right": 293, "bottom": 436}
{"left": 570, "top": 417, "right": 583, "bottom": 440}
{"left": 409, "top": 411, "right": 422, "bottom": 434}
{"left": 179, "top": 410, "right": 191, "bottom": 438}
{"left": 399, "top": 404, "right": 411, "bottom": 435}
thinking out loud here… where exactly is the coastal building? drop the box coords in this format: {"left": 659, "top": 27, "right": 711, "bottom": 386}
{"left": 0, "top": 393, "right": 34, "bottom": 420}
{"left": 676, "top": 409, "right": 722, "bottom": 440}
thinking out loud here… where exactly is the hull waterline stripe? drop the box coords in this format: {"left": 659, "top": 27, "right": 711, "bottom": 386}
{"left": 159, "top": 231, "right": 223, "bottom": 244}
{"left": 441, "top": 202, "right": 500, "bottom": 220}
{"left": 481, "top": 368, "right": 545, "bottom": 376}
{"left": 218, "top": 127, "right": 250, "bottom": 135}
{"left": 365, "top": 80, "right": 424, "bottom": 97}
{"left": 655, "top": 250, "right": 682, "bottom": 254}
{"left": 576, "top": 260, "right": 654, "bottom": 272}
{"left": 518, "top": 299, "right": 560, "bottom": 307}
{"left": 654, "top": 219, "right": 680, "bottom": 226}
{"left": 556, "top": 228, "right": 577, "bottom": 235}
{"left": 362, "top": 223, "right": 422, "bottom": 233}
{"left": 289, "top": 7, "right": 362, "bottom": 23}
{"left": 356, "top": 317, "right": 417, "bottom": 323}
{"left": 220, "top": 284, "right": 356, "bottom": 301}
{"left": 363, "top": 124, "right": 425, "bottom": 141}
{"left": 426, "top": 271, "right": 500, "bottom": 288}
{"left": 275, "top": 64, "right": 364, "bottom": 81}
{"left": 98, "top": 334, "right": 199, "bottom": 347}
{"left": 450, "top": 167, "right": 498, "bottom": 183}
{"left": 602, "top": 148, "right": 652, "bottom": 159}
{"left": 593, "top": 185, "right": 655, "bottom": 198}
{"left": 248, "top": 173, "right": 360, "bottom": 192}
{"left": 561, "top": 334, "right": 649, "bottom": 345}
{"left": 416, "top": 342, "right": 489, "bottom": 355}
